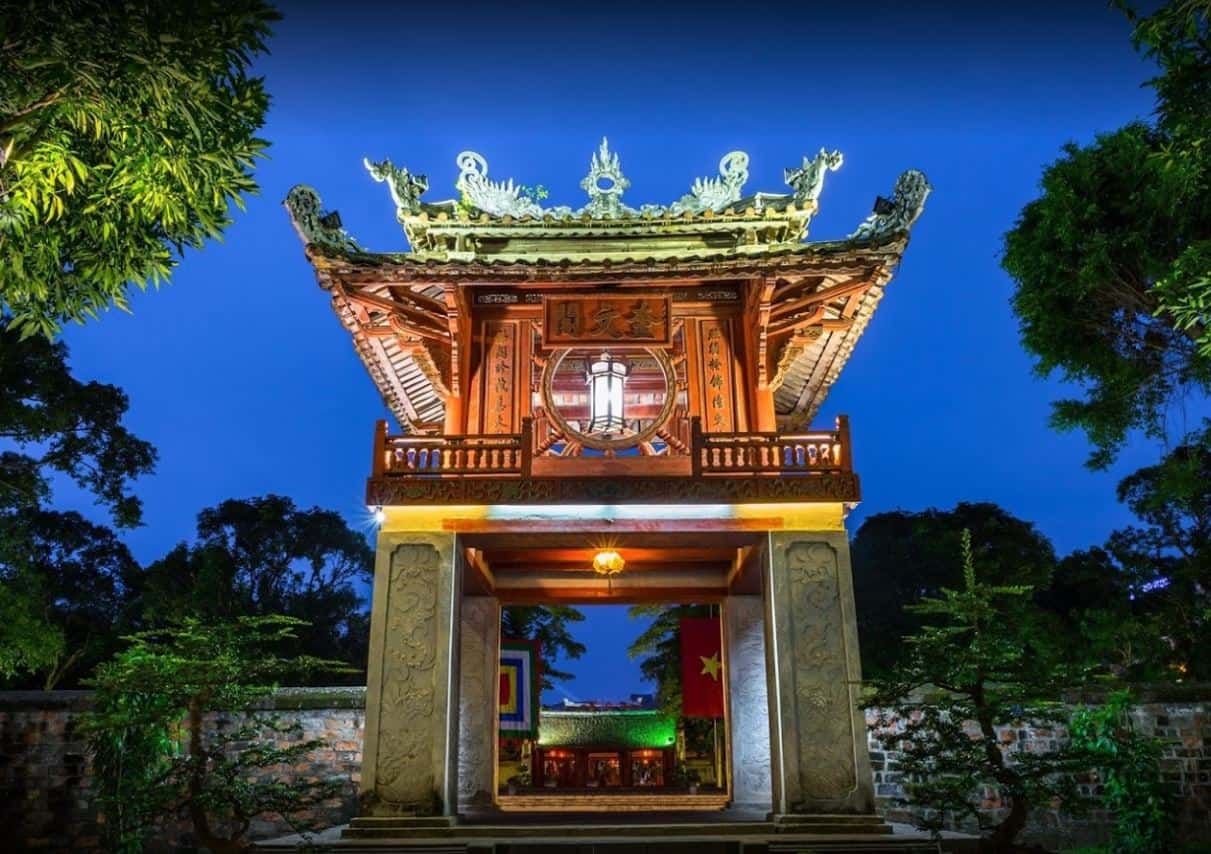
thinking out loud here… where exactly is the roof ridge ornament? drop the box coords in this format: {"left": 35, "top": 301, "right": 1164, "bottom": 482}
{"left": 668, "top": 151, "right": 750, "bottom": 214}
{"left": 849, "top": 169, "right": 931, "bottom": 240}
{"left": 283, "top": 185, "right": 361, "bottom": 251}
{"left": 455, "top": 150, "right": 547, "bottom": 218}
{"left": 785, "top": 148, "right": 843, "bottom": 206}
{"left": 364, "top": 157, "right": 428, "bottom": 216}
{"left": 580, "top": 137, "right": 635, "bottom": 218}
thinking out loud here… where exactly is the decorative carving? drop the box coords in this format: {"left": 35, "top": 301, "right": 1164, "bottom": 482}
{"left": 667, "top": 151, "right": 750, "bottom": 214}
{"left": 483, "top": 322, "right": 516, "bottom": 433}
{"left": 849, "top": 169, "right": 931, "bottom": 240}
{"left": 542, "top": 295, "right": 672, "bottom": 349}
{"left": 455, "top": 151, "right": 546, "bottom": 218}
{"left": 366, "top": 470, "right": 861, "bottom": 506}
{"left": 373, "top": 543, "right": 441, "bottom": 806}
{"left": 782, "top": 541, "right": 858, "bottom": 805}
{"left": 785, "top": 149, "right": 843, "bottom": 206}
{"left": 365, "top": 157, "right": 429, "bottom": 215}
{"left": 283, "top": 184, "right": 361, "bottom": 251}
{"left": 580, "top": 137, "right": 636, "bottom": 218}
{"left": 699, "top": 321, "right": 735, "bottom": 432}
{"left": 726, "top": 596, "right": 773, "bottom": 809}
{"left": 458, "top": 596, "right": 497, "bottom": 806}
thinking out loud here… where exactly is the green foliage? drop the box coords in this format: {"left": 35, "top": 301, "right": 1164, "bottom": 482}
{"left": 1101, "top": 424, "right": 1211, "bottom": 678}
{"left": 83, "top": 616, "right": 349, "bottom": 854}
{"left": 626, "top": 603, "right": 717, "bottom": 754}
{"left": 0, "top": 319, "right": 151, "bottom": 684}
{"left": 501, "top": 605, "right": 586, "bottom": 689}
{"left": 1069, "top": 690, "right": 1175, "bottom": 854}
{"left": 1002, "top": 1, "right": 1211, "bottom": 468}
{"left": 852, "top": 503, "right": 1059, "bottom": 677}
{"left": 866, "top": 531, "right": 1082, "bottom": 847}
{"left": 133, "top": 496, "right": 374, "bottom": 680}
{"left": 0, "top": 319, "right": 156, "bottom": 524}
{"left": 0, "top": 0, "right": 279, "bottom": 336}
{"left": 0, "top": 509, "right": 139, "bottom": 688}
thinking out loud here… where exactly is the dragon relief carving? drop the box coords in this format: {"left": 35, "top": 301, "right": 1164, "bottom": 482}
{"left": 365, "top": 157, "right": 429, "bottom": 215}
{"left": 283, "top": 185, "right": 362, "bottom": 251}
{"left": 782, "top": 541, "right": 858, "bottom": 804}
{"left": 373, "top": 543, "right": 441, "bottom": 806}
{"left": 785, "top": 148, "right": 844, "bottom": 205}
{"left": 849, "top": 169, "right": 931, "bottom": 240}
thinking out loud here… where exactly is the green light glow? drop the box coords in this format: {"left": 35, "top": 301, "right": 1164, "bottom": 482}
{"left": 537, "top": 710, "right": 676, "bottom": 749}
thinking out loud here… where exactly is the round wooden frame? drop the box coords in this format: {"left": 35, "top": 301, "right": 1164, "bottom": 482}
{"left": 539, "top": 347, "right": 678, "bottom": 452}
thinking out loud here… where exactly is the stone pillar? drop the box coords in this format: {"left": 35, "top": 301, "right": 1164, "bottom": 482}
{"left": 765, "top": 531, "right": 875, "bottom": 816}
{"left": 457, "top": 595, "right": 499, "bottom": 811}
{"left": 724, "top": 594, "right": 773, "bottom": 812}
{"left": 360, "top": 532, "right": 461, "bottom": 817}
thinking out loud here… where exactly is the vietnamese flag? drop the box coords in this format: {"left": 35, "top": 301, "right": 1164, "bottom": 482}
{"left": 680, "top": 617, "right": 725, "bottom": 718}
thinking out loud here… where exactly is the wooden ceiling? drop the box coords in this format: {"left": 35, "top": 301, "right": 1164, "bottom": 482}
{"left": 460, "top": 530, "right": 765, "bottom": 603}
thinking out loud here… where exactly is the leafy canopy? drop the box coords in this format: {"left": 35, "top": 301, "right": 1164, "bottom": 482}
{"left": 851, "top": 502, "right": 1057, "bottom": 677}
{"left": 134, "top": 495, "right": 374, "bottom": 678}
{"left": 501, "top": 605, "right": 586, "bottom": 690}
{"left": 0, "top": 0, "right": 278, "bottom": 336}
{"left": 1002, "top": 1, "right": 1211, "bottom": 467}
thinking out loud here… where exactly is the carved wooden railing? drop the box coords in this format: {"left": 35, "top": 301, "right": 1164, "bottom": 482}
{"left": 371, "top": 420, "right": 532, "bottom": 477}
{"left": 691, "top": 415, "right": 851, "bottom": 476}
{"left": 370, "top": 415, "right": 850, "bottom": 480}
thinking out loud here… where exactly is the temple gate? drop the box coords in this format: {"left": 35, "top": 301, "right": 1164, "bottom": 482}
{"left": 286, "top": 139, "right": 928, "bottom": 833}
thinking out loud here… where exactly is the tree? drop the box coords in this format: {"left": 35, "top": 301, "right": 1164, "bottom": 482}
{"left": 866, "top": 531, "right": 1081, "bottom": 850}
{"left": 501, "top": 605, "right": 586, "bottom": 690}
{"left": 851, "top": 503, "right": 1057, "bottom": 677}
{"left": 0, "top": 0, "right": 278, "bottom": 337}
{"left": 1002, "top": 1, "right": 1210, "bottom": 468}
{"left": 626, "top": 604, "right": 716, "bottom": 755}
{"left": 0, "top": 319, "right": 152, "bottom": 683}
{"left": 84, "top": 616, "right": 346, "bottom": 854}
{"left": 0, "top": 319, "right": 155, "bottom": 524}
{"left": 0, "top": 509, "right": 139, "bottom": 689}
{"left": 133, "top": 495, "right": 373, "bottom": 678}
{"left": 1101, "top": 424, "right": 1211, "bottom": 678}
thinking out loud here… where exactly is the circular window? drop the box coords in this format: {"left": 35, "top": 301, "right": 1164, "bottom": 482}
{"left": 540, "top": 347, "right": 678, "bottom": 452}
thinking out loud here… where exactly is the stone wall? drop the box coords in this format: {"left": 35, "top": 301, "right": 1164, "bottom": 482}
{"left": 0, "top": 688, "right": 364, "bottom": 852}
{"left": 866, "top": 695, "right": 1211, "bottom": 850}
{"left": 3, "top": 687, "right": 1208, "bottom": 851}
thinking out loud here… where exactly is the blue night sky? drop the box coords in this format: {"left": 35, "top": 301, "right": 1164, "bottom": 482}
{"left": 57, "top": 1, "right": 1174, "bottom": 702}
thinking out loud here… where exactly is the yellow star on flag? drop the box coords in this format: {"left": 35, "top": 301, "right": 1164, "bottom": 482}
{"left": 699, "top": 651, "right": 722, "bottom": 681}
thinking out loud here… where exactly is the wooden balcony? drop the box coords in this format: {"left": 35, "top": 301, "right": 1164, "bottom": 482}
{"left": 366, "top": 416, "right": 859, "bottom": 506}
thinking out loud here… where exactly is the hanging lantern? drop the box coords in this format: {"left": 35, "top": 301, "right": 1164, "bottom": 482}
{"left": 592, "top": 549, "right": 626, "bottom": 577}
{"left": 586, "top": 351, "right": 628, "bottom": 434}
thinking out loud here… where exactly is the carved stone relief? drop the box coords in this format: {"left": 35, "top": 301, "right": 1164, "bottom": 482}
{"left": 725, "top": 595, "right": 773, "bottom": 810}
{"left": 458, "top": 596, "right": 498, "bottom": 807}
{"left": 768, "top": 533, "right": 874, "bottom": 815}
{"left": 362, "top": 535, "right": 458, "bottom": 816}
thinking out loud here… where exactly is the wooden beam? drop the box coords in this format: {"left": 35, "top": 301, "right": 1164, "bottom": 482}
{"left": 769, "top": 277, "right": 871, "bottom": 319}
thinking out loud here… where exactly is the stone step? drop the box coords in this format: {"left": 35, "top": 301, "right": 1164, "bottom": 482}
{"left": 772, "top": 816, "right": 892, "bottom": 836}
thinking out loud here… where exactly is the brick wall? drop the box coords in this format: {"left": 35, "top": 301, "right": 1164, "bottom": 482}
{"left": 0, "top": 688, "right": 364, "bottom": 852}
{"left": 3, "top": 688, "right": 1208, "bottom": 851}
{"left": 866, "top": 695, "right": 1211, "bottom": 850}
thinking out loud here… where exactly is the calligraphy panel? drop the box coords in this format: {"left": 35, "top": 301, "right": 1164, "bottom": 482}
{"left": 541, "top": 295, "right": 672, "bottom": 349}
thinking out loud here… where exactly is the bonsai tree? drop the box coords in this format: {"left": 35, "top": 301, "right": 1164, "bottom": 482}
{"left": 84, "top": 615, "right": 349, "bottom": 853}
{"left": 866, "top": 531, "right": 1082, "bottom": 850}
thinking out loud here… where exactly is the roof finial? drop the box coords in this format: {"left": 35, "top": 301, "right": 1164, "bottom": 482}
{"left": 849, "top": 169, "right": 931, "bottom": 240}
{"left": 785, "top": 148, "right": 843, "bottom": 206}
{"left": 580, "top": 137, "right": 634, "bottom": 218}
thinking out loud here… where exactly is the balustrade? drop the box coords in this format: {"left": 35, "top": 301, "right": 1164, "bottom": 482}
{"left": 369, "top": 415, "right": 850, "bottom": 481}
